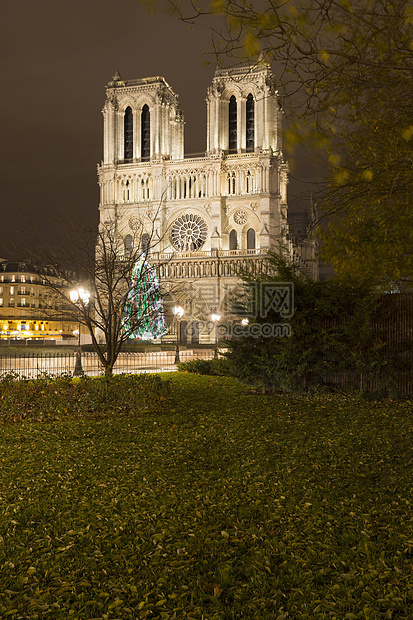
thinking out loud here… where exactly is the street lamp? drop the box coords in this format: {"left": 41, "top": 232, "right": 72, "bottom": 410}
{"left": 211, "top": 312, "right": 221, "bottom": 359}
{"left": 172, "top": 305, "right": 184, "bottom": 364}
{"left": 70, "top": 287, "right": 90, "bottom": 376}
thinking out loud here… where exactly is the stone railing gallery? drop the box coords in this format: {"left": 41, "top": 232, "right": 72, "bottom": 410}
{"left": 152, "top": 248, "right": 267, "bottom": 280}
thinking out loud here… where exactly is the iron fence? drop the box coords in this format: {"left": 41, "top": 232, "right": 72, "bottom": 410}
{"left": 318, "top": 293, "right": 413, "bottom": 396}
{"left": 0, "top": 349, "right": 215, "bottom": 380}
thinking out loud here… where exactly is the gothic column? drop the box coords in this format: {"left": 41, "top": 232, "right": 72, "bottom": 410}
{"left": 103, "top": 99, "right": 115, "bottom": 164}
{"left": 115, "top": 111, "right": 123, "bottom": 161}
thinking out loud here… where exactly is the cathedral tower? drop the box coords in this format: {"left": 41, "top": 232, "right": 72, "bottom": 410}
{"left": 97, "top": 64, "right": 315, "bottom": 343}
{"left": 206, "top": 62, "right": 282, "bottom": 155}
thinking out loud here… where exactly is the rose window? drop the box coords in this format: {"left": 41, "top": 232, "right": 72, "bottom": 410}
{"left": 171, "top": 214, "right": 208, "bottom": 251}
{"left": 234, "top": 209, "right": 247, "bottom": 225}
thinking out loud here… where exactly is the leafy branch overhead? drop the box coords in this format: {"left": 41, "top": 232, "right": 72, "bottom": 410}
{"left": 153, "top": 0, "right": 413, "bottom": 286}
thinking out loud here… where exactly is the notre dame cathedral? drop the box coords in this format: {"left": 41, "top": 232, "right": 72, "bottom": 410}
{"left": 97, "top": 61, "right": 317, "bottom": 343}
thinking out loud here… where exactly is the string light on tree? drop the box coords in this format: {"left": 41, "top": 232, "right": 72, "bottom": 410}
{"left": 123, "top": 257, "right": 167, "bottom": 340}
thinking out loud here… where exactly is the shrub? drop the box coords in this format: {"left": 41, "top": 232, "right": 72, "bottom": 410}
{"left": 0, "top": 372, "right": 170, "bottom": 423}
{"left": 226, "top": 250, "right": 413, "bottom": 396}
{"left": 177, "top": 357, "right": 234, "bottom": 376}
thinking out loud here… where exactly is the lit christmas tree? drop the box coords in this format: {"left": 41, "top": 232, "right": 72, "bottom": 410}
{"left": 123, "top": 257, "right": 167, "bottom": 340}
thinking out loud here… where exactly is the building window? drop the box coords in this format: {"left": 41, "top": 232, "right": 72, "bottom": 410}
{"left": 246, "top": 93, "right": 254, "bottom": 152}
{"left": 247, "top": 228, "right": 256, "bottom": 249}
{"left": 21, "top": 275, "right": 26, "bottom": 283}
{"left": 229, "top": 95, "right": 237, "bottom": 153}
{"left": 124, "top": 234, "right": 133, "bottom": 256}
{"left": 140, "top": 177, "right": 150, "bottom": 200}
{"left": 20, "top": 287, "right": 26, "bottom": 295}
{"left": 171, "top": 214, "right": 208, "bottom": 252}
{"left": 10, "top": 286, "right": 14, "bottom": 295}
{"left": 141, "top": 104, "right": 150, "bottom": 161}
{"left": 0, "top": 298, "right": 3, "bottom": 307}
{"left": 228, "top": 172, "right": 236, "bottom": 195}
{"left": 141, "top": 233, "right": 150, "bottom": 254}
{"left": 11, "top": 275, "right": 15, "bottom": 282}
{"left": 229, "top": 229, "right": 238, "bottom": 250}
{"left": 246, "top": 170, "right": 251, "bottom": 193}
{"left": 123, "top": 179, "right": 130, "bottom": 202}
{"left": 124, "top": 106, "right": 133, "bottom": 161}
{"left": 9, "top": 298, "right": 14, "bottom": 307}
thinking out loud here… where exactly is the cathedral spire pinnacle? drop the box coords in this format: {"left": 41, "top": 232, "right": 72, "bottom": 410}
{"left": 112, "top": 69, "right": 122, "bottom": 81}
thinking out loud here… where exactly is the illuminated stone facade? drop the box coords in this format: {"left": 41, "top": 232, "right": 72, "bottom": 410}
{"left": 0, "top": 261, "right": 77, "bottom": 341}
{"left": 97, "top": 63, "right": 317, "bottom": 343}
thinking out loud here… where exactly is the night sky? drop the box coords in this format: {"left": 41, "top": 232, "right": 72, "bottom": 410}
{"left": 0, "top": 0, "right": 318, "bottom": 256}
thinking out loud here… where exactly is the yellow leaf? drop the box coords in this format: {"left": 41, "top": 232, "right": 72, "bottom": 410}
{"left": 328, "top": 153, "right": 341, "bottom": 167}
{"left": 333, "top": 170, "right": 349, "bottom": 185}
{"left": 402, "top": 125, "right": 413, "bottom": 141}
{"left": 244, "top": 30, "right": 260, "bottom": 57}
{"left": 361, "top": 169, "right": 373, "bottom": 181}
{"left": 210, "top": 0, "right": 224, "bottom": 13}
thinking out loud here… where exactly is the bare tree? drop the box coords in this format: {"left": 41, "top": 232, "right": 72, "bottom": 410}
{"left": 25, "top": 202, "right": 173, "bottom": 376}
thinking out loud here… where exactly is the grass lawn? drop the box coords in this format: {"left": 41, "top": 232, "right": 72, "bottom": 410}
{"left": 0, "top": 373, "right": 412, "bottom": 619}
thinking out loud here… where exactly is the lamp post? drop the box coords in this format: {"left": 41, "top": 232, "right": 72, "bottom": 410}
{"left": 70, "top": 287, "right": 90, "bottom": 377}
{"left": 211, "top": 312, "right": 221, "bottom": 359}
{"left": 172, "top": 305, "right": 184, "bottom": 364}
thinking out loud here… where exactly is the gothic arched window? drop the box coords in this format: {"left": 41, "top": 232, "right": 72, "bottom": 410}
{"left": 124, "top": 179, "right": 130, "bottom": 202}
{"left": 141, "top": 104, "right": 150, "bottom": 161}
{"left": 141, "top": 233, "right": 150, "bottom": 254}
{"left": 247, "top": 228, "right": 256, "bottom": 249}
{"left": 124, "top": 234, "right": 133, "bottom": 256}
{"left": 229, "top": 95, "right": 237, "bottom": 153}
{"left": 124, "top": 107, "right": 133, "bottom": 161}
{"left": 246, "top": 94, "right": 254, "bottom": 152}
{"left": 229, "top": 229, "right": 238, "bottom": 250}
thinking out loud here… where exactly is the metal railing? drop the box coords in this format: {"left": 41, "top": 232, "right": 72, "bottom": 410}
{"left": 0, "top": 349, "right": 215, "bottom": 380}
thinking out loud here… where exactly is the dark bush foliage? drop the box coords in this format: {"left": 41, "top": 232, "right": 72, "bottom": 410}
{"left": 225, "top": 251, "right": 413, "bottom": 396}
{"left": 177, "top": 357, "right": 234, "bottom": 377}
{"left": 0, "top": 372, "right": 170, "bottom": 422}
